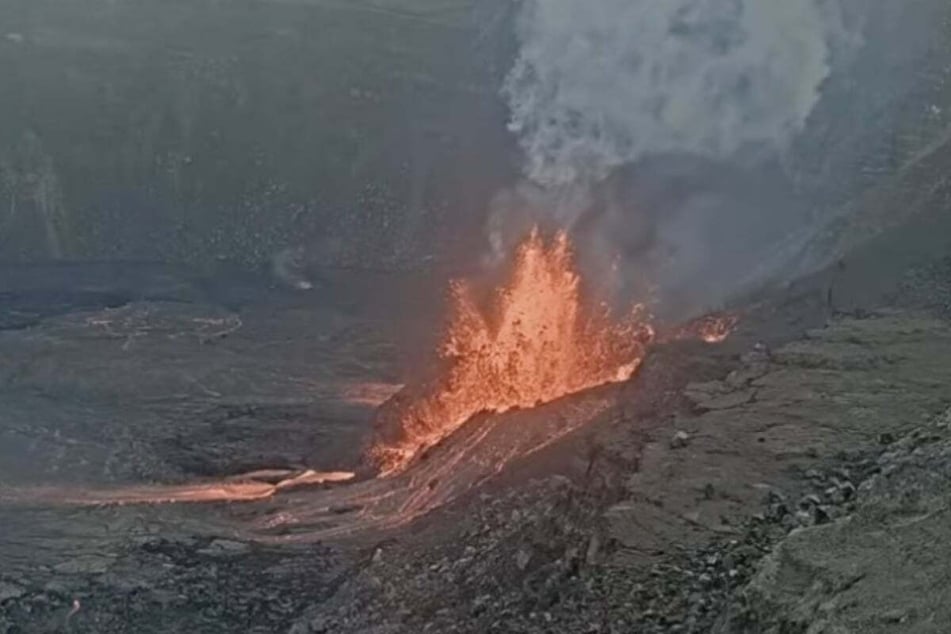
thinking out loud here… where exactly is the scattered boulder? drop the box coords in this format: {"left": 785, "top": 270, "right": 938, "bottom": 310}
{"left": 52, "top": 554, "right": 116, "bottom": 575}
{"left": 0, "top": 581, "right": 25, "bottom": 603}
{"left": 197, "top": 539, "right": 251, "bottom": 557}
{"left": 670, "top": 430, "right": 691, "bottom": 449}
{"left": 729, "top": 410, "right": 951, "bottom": 633}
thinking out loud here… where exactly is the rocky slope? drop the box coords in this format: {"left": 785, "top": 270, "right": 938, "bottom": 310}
{"left": 286, "top": 312, "right": 951, "bottom": 634}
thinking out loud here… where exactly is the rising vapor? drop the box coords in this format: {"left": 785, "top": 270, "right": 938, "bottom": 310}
{"left": 487, "top": 0, "right": 865, "bottom": 320}
{"left": 503, "top": 0, "right": 852, "bottom": 187}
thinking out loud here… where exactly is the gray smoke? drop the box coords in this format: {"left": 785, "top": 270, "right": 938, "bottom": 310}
{"left": 489, "top": 0, "right": 866, "bottom": 319}
{"left": 503, "top": 0, "right": 852, "bottom": 187}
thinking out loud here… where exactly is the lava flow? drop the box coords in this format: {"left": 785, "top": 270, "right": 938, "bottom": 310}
{"left": 370, "top": 228, "right": 654, "bottom": 476}
{"left": 0, "top": 229, "right": 738, "bottom": 540}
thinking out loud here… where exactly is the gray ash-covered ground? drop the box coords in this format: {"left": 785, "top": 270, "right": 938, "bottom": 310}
{"left": 0, "top": 265, "right": 428, "bottom": 632}
{"left": 2, "top": 2, "right": 951, "bottom": 632}
{"left": 3, "top": 143, "right": 951, "bottom": 633}
{"left": 305, "top": 421, "right": 945, "bottom": 634}
{"left": 287, "top": 309, "right": 951, "bottom": 634}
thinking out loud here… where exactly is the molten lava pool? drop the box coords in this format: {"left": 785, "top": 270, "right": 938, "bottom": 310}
{"left": 370, "top": 228, "right": 655, "bottom": 475}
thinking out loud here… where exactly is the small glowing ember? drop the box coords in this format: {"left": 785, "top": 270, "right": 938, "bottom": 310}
{"left": 371, "top": 228, "right": 654, "bottom": 475}
{"left": 676, "top": 314, "right": 739, "bottom": 344}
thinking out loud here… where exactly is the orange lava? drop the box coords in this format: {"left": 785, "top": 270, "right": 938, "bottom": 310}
{"left": 676, "top": 313, "right": 739, "bottom": 344}
{"left": 0, "top": 470, "right": 356, "bottom": 507}
{"left": 371, "top": 228, "right": 654, "bottom": 475}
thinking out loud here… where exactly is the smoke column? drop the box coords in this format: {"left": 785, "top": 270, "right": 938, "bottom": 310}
{"left": 490, "top": 0, "right": 863, "bottom": 318}
{"left": 503, "top": 0, "right": 850, "bottom": 187}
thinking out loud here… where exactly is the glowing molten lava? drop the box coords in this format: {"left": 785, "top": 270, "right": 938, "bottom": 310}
{"left": 371, "top": 229, "right": 654, "bottom": 475}
{"left": 679, "top": 313, "right": 740, "bottom": 344}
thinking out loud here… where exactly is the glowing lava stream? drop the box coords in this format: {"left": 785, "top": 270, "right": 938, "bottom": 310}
{"left": 369, "top": 228, "right": 654, "bottom": 476}
{"left": 0, "top": 471, "right": 356, "bottom": 506}
{"left": 0, "top": 229, "right": 737, "bottom": 538}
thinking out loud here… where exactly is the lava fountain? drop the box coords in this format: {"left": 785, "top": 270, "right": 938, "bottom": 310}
{"left": 369, "top": 228, "right": 655, "bottom": 476}
{"left": 0, "top": 227, "right": 739, "bottom": 536}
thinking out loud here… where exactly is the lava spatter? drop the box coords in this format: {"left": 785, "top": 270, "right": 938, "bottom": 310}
{"left": 370, "top": 228, "right": 654, "bottom": 475}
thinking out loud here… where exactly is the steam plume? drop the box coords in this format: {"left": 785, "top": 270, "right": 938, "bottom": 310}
{"left": 503, "top": 0, "right": 849, "bottom": 187}
{"left": 486, "top": 0, "right": 867, "bottom": 319}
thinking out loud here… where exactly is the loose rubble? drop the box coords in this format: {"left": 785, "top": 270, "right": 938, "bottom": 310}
{"left": 288, "top": 407, "right": 951, "bottom": 634}
{"left": 669, "top": 431, "right": 691, "bottom": 449}
{"left": 3, "top": 310, "right": 950, "bottom": 633}
{"left": 728, "top": 408, "right": 951, "bottom": 633}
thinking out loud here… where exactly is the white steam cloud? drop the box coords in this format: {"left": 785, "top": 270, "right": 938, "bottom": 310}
{"left": 503, "top": 0, "right": 849, "bottom": 186}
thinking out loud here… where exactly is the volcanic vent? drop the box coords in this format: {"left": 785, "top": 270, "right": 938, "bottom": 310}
{"left": 0, "top": 228, "right": 733, "bottom": 541}
{"left": 368, "top": 228, "right": 655, "bottom": 476}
